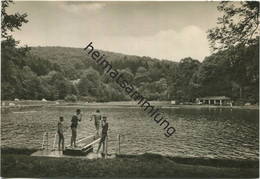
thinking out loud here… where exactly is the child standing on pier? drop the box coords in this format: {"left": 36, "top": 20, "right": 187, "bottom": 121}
{"left": 97, "top": 116, "right": 109, "bottom": 155}
{"left": 90, "top": 109, "right": 102, "bottom": 136}
{"left": 57, "top": 116, "right": 64, "bottom": 151}
{"left": 71, "top": 109, "right": 82, "bottom": 148}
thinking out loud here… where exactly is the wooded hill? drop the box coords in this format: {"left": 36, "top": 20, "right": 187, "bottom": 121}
{"left": 2, "top": 1, "right": 258, "bottom": 104}
{"left": 29, "top": 46, "right": 162, "bottom": 80}
{"left": 2, "top": 43, "right": 259, "bottom": 104}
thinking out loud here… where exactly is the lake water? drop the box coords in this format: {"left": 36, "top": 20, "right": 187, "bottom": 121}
{"left": 1, "top": 106, "right": 259, "bottom": 160}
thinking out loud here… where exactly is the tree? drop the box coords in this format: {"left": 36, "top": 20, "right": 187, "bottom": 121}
{"left": 195, "top": 53, "right": 232, "bottom": 98}
{"left": 1, "top": 40, "right": 29, "bottom": 100}
{"left": 1, "top": 0, "right": 28, "bottom": 39}
{"left": 51, "top": 72, "right": 72, "bottom": 99}
{"left": 148, "top": 64, "right": 163, "bottom": 81}
{"left": 1, "top": 0, "right": 29, "bottom": 100}
{"left": 208, "top": 1, "right": 259, "bottom": 51}
{"left": 134, "top": 66, "right": 151, "bottom": 86}
{"left": 173, "top": 58, "right": 201, "bottom": 102}
{"left": 119, "top": 68, "right": 134, "bottom": 82}
{"left": 20, "top": 66, "right": 41, "bottom": 99}
{"left": 227, "top": 42, "right": 259, "bottom": 101}
{"left": 78, "top": 68, "right": 101, "bottom": 97}
{"left": 40, "top": 74, "right": 59, "bottom": 100}
{"left": 152, "top": 78, "right": 168, "bottom": 100}
{"left": 25, "top": 55, "right": 53, "bottom": 76}
{"left": 40, "top": 71, "right": 72, "bottom": 100}
{"left": 207, "top": 1, "right": 259, "bottom": 103}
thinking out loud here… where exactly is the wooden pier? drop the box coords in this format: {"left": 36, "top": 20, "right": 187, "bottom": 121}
{"left": 31, "top": 133, "right": 115, "bottom": 159}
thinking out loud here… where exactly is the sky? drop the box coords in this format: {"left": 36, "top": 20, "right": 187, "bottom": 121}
{"left": 8, "top": 1, "right": 224, "bottom": 62}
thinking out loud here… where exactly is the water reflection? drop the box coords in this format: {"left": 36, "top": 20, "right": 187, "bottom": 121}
{"left": 1, "top": 106, "right": 259, "bottom": 160}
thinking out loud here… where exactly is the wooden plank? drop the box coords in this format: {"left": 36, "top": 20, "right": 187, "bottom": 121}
{"left": 66, "top": 135, "right": 94, "bottom": 147}
{"left": 77, "top": 135, "right": 94, "bottom": 144}
{"left": 63, "top": 148, "right": 91, "bottom": 156}
{"left": 82, "top": 138, "right": 100, "bottom": 149}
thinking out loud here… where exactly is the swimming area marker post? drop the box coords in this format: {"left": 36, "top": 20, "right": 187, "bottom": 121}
{"left": 117, "top": 134, "right": 121, "bottom": 154}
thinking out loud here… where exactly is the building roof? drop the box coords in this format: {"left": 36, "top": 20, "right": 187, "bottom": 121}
{"left": 198, "top": 96, "right": 231, "bottom": 100}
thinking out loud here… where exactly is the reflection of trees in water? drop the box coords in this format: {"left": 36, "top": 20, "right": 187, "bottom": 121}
{"left": 1, "top": 106, "right": 259, "bottom": 160}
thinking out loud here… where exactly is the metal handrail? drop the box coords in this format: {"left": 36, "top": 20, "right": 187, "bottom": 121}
{"left": 41, "top": 130, "right": 122, "bottom": 155}
{"left": 52, "top": 133, "right": 57, "bottom": 151}
{"left": 41, "top": 131, "right": 58, "bottom": 151}
{"left": 41, "top": 132, "right": 47, "bottom": 150}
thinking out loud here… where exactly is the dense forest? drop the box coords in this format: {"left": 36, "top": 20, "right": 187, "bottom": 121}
{"left": 1, "top": 1, "right": 259, "bottom": 104}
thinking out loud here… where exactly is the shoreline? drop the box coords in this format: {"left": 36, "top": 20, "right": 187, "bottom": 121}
{"left": 1, "top": 147, "right": 259, "bottom": 177}
{"left": 2, "top": 100, "right": 259, "bottom": 110}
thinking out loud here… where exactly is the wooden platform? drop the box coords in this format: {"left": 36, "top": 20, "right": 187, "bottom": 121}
{"left": 31, "top": 134, "right": 114, "bottom": 159}
{"left": 31, "top": 150, "right": 115, "bottom": 159}
{"left": 63, "top": 145, "right": 93, "bottom": 156}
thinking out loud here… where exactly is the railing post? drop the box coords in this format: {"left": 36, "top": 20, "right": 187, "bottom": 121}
{"left": 41, "top": 132, "right": 46, "bottom": 150}
{"left": 117, "top": 134, "right": 120, "bottom": 155}
{"left": 52, "top": 132, "right": 57, "bottom": 151}
{"left": 105, "top": 135, "right": 108, "bottom": 157}
{"left": 46, "top": 132, "right": 49, "bottom": 151}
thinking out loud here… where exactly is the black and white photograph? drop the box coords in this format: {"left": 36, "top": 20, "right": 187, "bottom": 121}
{"left": 1, "top": 0, "right": 259, "bottom": 178}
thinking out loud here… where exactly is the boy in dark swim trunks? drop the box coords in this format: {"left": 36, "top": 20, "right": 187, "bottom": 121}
{"left": 57, "top": 116, "right": 64, "bottom": 151}
{"left": 90, "top": 109, "right": 102, "bottom": 136}
{"left": 97, "top": 116, "right": 109, "bottom": 154}
{"left": 70, "top": 109, "right": 82, "bottom": 148}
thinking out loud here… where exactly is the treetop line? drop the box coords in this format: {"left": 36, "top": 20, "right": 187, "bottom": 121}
{"left": 84, "top": 42, "right": 176, "bottom": 138}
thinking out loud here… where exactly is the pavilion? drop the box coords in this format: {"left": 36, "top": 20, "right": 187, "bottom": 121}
{"left": 196, "top": 96, "right": 231, "bottom": 105}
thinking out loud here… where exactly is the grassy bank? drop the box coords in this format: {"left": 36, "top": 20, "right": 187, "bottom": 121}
{"left": 1, "top": 148, "right": 258, "bottom": 178}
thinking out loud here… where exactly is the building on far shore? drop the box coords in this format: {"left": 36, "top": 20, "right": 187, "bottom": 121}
{"left": 196, "top": 96, "right": 231, "bottom": 105}
{"left": 170, "top": 100, "right": 176, "bottom": 105}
